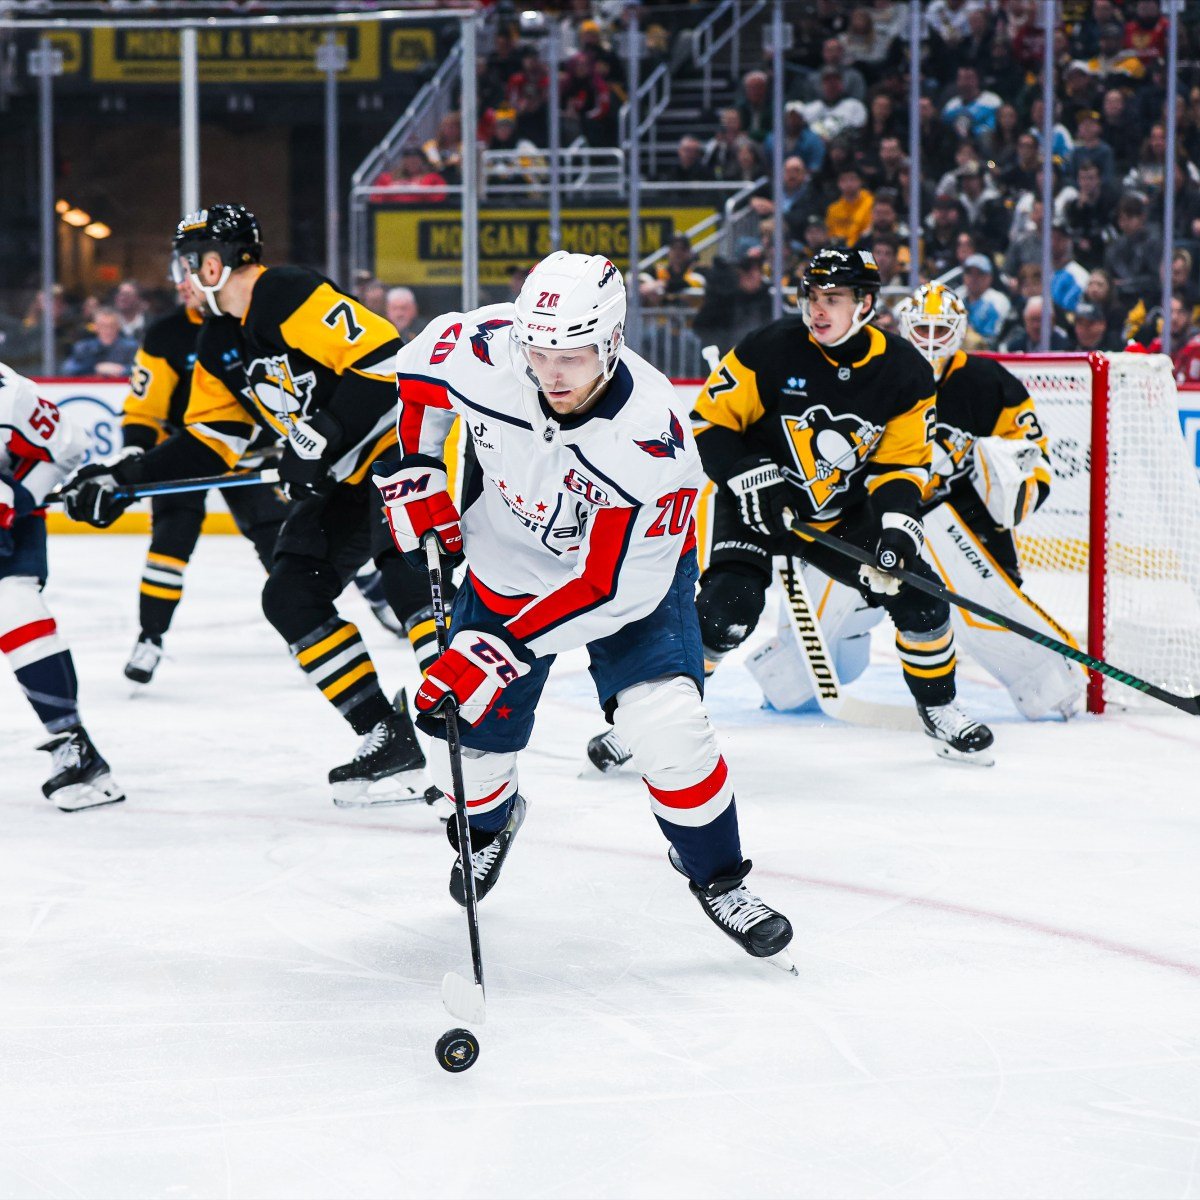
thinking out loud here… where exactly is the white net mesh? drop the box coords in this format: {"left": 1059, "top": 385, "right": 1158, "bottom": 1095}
{"left": 1000, "top": 352, "right": 1200, "bottom": 709}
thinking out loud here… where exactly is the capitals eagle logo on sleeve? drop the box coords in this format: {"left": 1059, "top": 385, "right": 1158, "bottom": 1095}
{"left": 470, "top": 319, "right": 514, "bottom": 366}
{"left": 635, "top": 411, "right": 686, "bottom": 459}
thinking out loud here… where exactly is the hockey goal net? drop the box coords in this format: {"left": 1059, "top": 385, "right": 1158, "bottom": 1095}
{"left": 993, "top": 351, "right": 1200, "bottom": 712}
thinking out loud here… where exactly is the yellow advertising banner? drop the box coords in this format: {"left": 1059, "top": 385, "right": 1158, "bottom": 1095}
{"left": 374, "top": 207, "right": 714, "bottom": 286}
{"left": 91, "top": 24, "right": 381, "bottom": 84}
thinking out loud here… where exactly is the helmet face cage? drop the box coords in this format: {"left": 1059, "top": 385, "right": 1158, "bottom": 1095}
{"left": 898, "top": 285, "right": 967, "bottom": 376}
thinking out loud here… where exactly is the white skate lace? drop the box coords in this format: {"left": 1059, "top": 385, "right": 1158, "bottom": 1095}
{"left": 469, "top": 839, "right": 503, "bottom": 882}
{"left": 127, "top": 640, "right": 162, "bottom": 672}
{"left": 924, "top": 700, "right": 980, "bottom": 738}
{"left": 353, "top": 721, "right": 388, "bottom": 761}
{"left": 707, "top": 885, "right": 774, "bottom": 933}
{"left": 50, "top": 737, "right": 83, "bottom": 774}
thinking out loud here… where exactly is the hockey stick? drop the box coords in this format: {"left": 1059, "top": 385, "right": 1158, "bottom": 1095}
{"left": 423, "top": 536, "right": 487, "bottom": 1024}
{"left": 776, "top": 562, "right": 921, "bottom": 730}
{"left": 45, "top": 467, "right": 280, "bottom": 505}
{"left": 789, "top": 518, "right": 1200, "bottom": 717}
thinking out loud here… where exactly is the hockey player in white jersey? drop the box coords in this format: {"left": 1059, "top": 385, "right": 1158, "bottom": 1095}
{"left": 372, "top": 251, "right": 794, "bottom": 970}
{"left": 0, "top": 363, "right": 125, "bottom": 810}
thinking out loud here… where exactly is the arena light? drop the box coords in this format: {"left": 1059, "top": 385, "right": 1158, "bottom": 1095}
{"left": 61, "top": 207, "right": 91, "bottom": 227}
{"left": 54, "top": 199, "right": 69, "bottom": 214}
{"left": 84, "top": 222, "right": 111, "bottom": 240}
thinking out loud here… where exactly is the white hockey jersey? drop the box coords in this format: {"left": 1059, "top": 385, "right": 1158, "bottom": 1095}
{"left": 0, "top": 363, "right": 88, "bottom": 507}
{"left": 395, "top": 303, "right": 704, "bottom": 658}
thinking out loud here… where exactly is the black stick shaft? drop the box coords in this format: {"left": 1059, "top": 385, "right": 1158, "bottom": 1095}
{"left": 45, "top": 467, "right": 279, "bottom": 505}
{"left": 423, "top": 537, "right": 486, "bottom": 993}
{"left": 790, "top": 519, "right": 1200, "bottom": 717}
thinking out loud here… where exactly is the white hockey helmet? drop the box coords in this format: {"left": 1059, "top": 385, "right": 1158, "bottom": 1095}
{"left": 896, "top": 282, "right": 967, "bottom": 379}
{"left": 511, "top": 251, "right": 627, "bottom": 390}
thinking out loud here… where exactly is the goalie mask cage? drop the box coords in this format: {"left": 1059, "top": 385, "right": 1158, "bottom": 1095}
{"left": 991, "top": 351, "right": 1200, "bottom": 713}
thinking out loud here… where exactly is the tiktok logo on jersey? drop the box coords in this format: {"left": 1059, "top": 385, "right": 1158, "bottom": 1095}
{"left": 780, "top": 405, "right": 884, "bottom": 512}
{"left": 244, "top": 354, "right": 318, "bottom": 422}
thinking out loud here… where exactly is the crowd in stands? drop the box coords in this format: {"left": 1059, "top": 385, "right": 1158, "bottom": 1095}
{"left": 651, "top": 0, "right": 1200, "bottom": 378}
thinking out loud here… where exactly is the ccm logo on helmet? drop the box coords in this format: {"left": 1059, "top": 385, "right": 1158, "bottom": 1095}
{"left": 526, "top": 323, "right": 557, "bottom": 332}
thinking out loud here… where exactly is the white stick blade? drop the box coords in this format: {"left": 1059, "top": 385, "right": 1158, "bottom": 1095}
{"left": 442, "top": 972, "right": 486, "bottom": 1024}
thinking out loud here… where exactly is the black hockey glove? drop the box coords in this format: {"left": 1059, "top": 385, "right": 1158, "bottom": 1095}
{"left": 727, "top": 454, "right": 791, "bottom": 538}
{"left": 60, "top": 461, "right": 137, "bottom": 529}
{"left": 859, "top": 512, "right": 924, "bottom": 597}
{"left": 278, "top": 410, "right": 343, "bottom": 501}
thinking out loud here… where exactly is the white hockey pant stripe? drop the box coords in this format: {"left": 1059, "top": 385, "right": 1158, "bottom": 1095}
{"left": 612, "top": 674, "right": 734, "bottom": 829}
{"left": 426, "top": 742, "right": 518, "bottom": 814}
{"left": 0, "top": 576, "right": 67, "bottom": 670}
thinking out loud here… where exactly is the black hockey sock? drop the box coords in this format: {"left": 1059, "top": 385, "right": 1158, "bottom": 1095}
{"left": 289, "top": 617, "right": 392, "bottom": 732}
{"left": 896, "top": 622, "right": 957, "bottom": 707}
{"left": 656, "top": 799, "right": 743, "bottom": 891}
{"left": 138, "top": 551, "right": 187, "bottom": 639}
{"left": 13, "top": 647, "right": 80, "bottom": 733}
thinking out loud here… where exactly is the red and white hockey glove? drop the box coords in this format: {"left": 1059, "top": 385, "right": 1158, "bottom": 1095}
{"left": 372, "top": 453, "right": 463, "bottom": 566}
{"left": 415, "top": 626, "right": 531, "bottom": 726}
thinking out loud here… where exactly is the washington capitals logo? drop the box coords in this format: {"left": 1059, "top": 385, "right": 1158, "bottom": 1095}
{"left": 635, "top": 411, "right": 686, "bottom": 459}
{"left": 599, "top": 260, "right": 618, "bottom": 287}
{"left": 470, "top": 318, "right": 513, "bottom": 365}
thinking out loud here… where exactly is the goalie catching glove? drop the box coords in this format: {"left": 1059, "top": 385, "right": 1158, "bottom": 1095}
{"left": 727, "top": 454, "right": 792, "bottom": 537}
{"left": 971, "top": 435, "right": 1046, "bottom": 528}
{"left": 859, "top": 512, "right": 924, "bottom": 597}
{"left": 372, "top": 453, "right": 463, "bottom": 568}
{"left": 415, "top": 626, "right": 531, "bottom": 726}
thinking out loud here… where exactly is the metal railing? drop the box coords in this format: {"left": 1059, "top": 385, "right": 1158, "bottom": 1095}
{"left": 348, "top": 37, "right": 464, "bottom": 278}
{"left": 637, "top": 178, "right": 765, "bottom": 273}
{"left": 481, "top": 143, "right": 624, "bottom": 198}
{"left": 617, "top": 61, "right": 670, "bottom": 177}
{"left": 638, "top": 306, "right": 710, "bottom": 379}
{"left": 695, "top": 0, "right": 768, "bottom": 111}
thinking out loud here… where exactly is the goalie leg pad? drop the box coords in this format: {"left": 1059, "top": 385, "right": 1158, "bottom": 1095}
{"left": 924, "top": 504, "right": 1086, "bottom": 719}
{"left": 426, "top": 743, "right": 519, "bottom": 831}
{"left": 612, "top": 674, "right": 741, "bottom": 888}
{"left": 0, "top": 575, "right": 79, "bottom": 733}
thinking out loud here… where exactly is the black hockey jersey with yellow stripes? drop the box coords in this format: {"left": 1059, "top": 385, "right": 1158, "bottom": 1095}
{"left": 693, "top": 316, "right": 937, "bottom": 522}
{"left": 128, "top": 266, "right": 401, "bottom": 486}
{"left": 121, "top": 305, "right": 205, "bottom": 451}
{"left": 926, "top": 351, "right": 1052, "bottom": 507}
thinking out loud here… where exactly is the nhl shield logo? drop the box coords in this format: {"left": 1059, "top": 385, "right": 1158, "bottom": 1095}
{"left": 837, "top": 366, "right": 851, "bottom": 381}
{"left": 780, "top": 404, "right": 884, "bottom": 511}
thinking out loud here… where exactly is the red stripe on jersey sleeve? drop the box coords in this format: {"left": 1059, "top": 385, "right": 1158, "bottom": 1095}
{"left": 645, "top": 756, "right": 729, "bottom": 810}
{"left": 7, "top": 430, "right": 52, "bottom": 464}
{"left": 398, "top": 377, "right": 452, "bottom": 409}
{"left": 505, "top": 505, "right": 637, "bottom": 644}
{"left": 398, "top": 402, "right": 426, "bottom": 456}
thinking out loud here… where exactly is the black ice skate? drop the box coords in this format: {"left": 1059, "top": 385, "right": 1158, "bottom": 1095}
{"left": 330, "top": 689, "right": 428, "bottom": 807}
{"left": 38, "top": 726, "right": 126, "bottom": 812}
{"left": 669, "top": 847, "right": 796, "bottom": 974}
{"left": 448, "top": 793, "right": 526, "bottom": 907}
{"left": 586, "top": 728, "right": 632, "bottom": 773}
{"left": 918, "top": 700, "right": 995, "bottom": 766}
{"left": 124, "top": 634, "right": 163, "bottom": 685}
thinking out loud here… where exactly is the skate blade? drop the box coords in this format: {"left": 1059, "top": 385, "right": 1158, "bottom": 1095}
{"left": 933, "top": 743, "right": 996, "bottom": 768}
{"left": 332, "top": 772, "right": 427, "bottom": 808}
{"left": 763, "top": 949, "right": 798, "bottom": 976}
{"left": 54, "top": 781, "right": 126, "bottom": 812}
{"left": 442, "top": 972, "right": 486, "bottom": 1025}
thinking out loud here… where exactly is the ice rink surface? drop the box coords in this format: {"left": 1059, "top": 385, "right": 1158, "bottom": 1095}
{"left": 3, "top": 534, "right": 1200, "bottom": 1200}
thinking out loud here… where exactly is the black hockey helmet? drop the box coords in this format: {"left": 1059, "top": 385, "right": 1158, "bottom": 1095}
{"left": 171, "top": 204, "right": 262, "bottom": 276}
{"left": 800, "top": 247, "right": 881, "bottom": 299}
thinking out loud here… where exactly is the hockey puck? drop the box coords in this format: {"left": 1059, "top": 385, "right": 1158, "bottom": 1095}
{"left": 436, "top": 1027, "right": 480, "bottom": 1073}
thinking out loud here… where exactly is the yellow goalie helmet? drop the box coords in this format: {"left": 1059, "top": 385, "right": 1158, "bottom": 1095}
{"left": 896, "top": 282, "right": 967, "bottom": 380}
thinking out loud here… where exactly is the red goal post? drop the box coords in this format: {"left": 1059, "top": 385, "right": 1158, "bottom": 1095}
{"left": 989, "top": 351, "right": 1200, "bottom": 714}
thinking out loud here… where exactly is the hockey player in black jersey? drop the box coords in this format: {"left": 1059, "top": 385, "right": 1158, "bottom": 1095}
{"left": 896, "top": 282, "right": 1052, "bottom": 581}
{"left": 894, "top": 282, "right": 1083, "bottom": 720}
{"left": 118, "top": 268, "right": 286, "bottom": 684}
{"left": 117, "top": 266, "right": 421, "bottom": 687}
{"left": 691, "top": 248, "right": 995, "bottom": 763}
{"left": 61, "top": 205, "right": 435, "bottom": 803}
